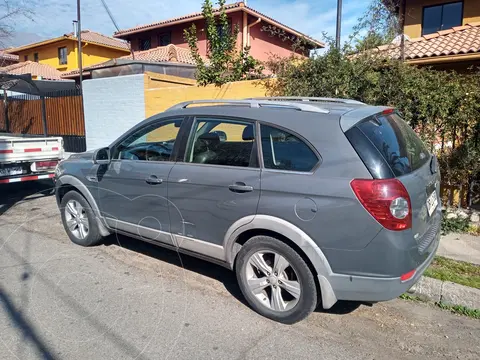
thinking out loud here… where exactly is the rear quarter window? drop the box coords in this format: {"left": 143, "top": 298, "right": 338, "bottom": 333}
{"left": 355, "top": 113, "right": 430, "bottom": 177}
{"left": 260, "top": 124, "right": 319, "bottom": 172}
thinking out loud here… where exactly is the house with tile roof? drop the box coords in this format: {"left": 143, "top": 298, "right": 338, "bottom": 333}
{"left": 5, "top": 30, "right": 131, "bottom": 74}
{"left": 0, "top": 50, "right": 19, "bottom": 66}
{"left": 0, "top": 61, "right": 63, "bottom": 80}
{"left": 378, "top": 0, "right": 480, "bottom": 70}
{"left": 113, "top": 1, "right": 323, "bottom": 63}
{"left": 61, "top": 44, "right": 197, "bottom": 80}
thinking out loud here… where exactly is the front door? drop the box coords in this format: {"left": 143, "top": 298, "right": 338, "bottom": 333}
{"left": 167, "top": 117, "right": 261, "bottom": 259}
{"left": 97, "top": 117, "right": 185, "bottom": 245}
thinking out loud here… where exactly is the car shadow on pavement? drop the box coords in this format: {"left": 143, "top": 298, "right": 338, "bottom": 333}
{"left": 0, "top": 180, "right": 55, "bottom": 217}
{"left": 104, "top": 234, "right": 362, "bottom": 316}
{"left": 0, "top": 287, "right": 58, "bottom": 360}
{"left": 104, "top": 234, "right": 247, "bottom": 306}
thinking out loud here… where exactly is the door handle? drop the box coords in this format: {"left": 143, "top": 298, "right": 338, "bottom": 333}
{"left": 229, "top": 182, "right": 253, "bottom": 193}
{"left": 145, "top": 175, "right": 163, "bottom": 185}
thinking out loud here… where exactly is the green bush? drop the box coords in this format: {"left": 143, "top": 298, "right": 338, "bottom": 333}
{"left": 264, "top": 45, "right": 480, "bottom": 195}
{"left": 441, "top": 217, "right": 471, "bottom": 235}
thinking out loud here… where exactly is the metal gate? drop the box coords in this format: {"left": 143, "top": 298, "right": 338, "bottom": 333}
{"left": 0, "top": 88, "right": 86, "bottom": 152}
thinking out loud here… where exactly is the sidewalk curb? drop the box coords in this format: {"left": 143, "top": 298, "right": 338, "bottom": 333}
{"left": 407, "top": 276, "right": 480, "bottom": 309}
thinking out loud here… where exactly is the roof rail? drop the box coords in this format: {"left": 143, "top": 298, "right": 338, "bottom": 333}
{"left": 165, "top": 99, "right": 330, "bottom": 113}
{"left": 247, "top": 96, "right": 365, "bottom": 105}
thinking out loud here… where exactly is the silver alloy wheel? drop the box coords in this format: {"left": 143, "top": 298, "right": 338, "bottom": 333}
{"left": 64, "top": 199, "right": 89, "bottom": 240}
{"left": 246, "top": 251, "right": 301, "bottom": 312}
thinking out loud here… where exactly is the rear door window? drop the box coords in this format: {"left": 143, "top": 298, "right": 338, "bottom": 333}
{"left": 356, "top": 113, "right": 430, "bottom": 176}
{"left": 185, "top": 118, "right": 256, "bottom": 168}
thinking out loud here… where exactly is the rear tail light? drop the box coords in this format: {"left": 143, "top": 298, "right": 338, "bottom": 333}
{"left": 350, "top": 178, "right": 412, "bottom": 231}
{"left": 35, "top": 160, "right": 58, "bottom": 170}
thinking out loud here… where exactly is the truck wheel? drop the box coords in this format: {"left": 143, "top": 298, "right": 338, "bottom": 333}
{"left": 60, "top": 190, "right": 103, "bottom": 247}
{"left": 235, "top": 235, "right": 317, "bottom": 324}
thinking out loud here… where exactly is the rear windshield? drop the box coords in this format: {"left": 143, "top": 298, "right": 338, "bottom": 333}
{"left": 356, "top": 113, "right": 430, "bottom": 176}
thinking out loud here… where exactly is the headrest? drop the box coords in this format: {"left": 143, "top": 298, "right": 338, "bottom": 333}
{"left": 198, "top": 132, "right": 221, "bottom": 144}
{"left": 242, "top": 125, "right": 254, "bottom": 141}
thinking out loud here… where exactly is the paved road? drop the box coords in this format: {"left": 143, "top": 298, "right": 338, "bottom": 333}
{"left": 0, "top": 182, "right": 479, "bottom": 360}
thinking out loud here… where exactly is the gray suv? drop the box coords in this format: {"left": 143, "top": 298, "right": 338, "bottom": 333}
{"left": 55, "top": 97, "right": 441, "bottom": 324}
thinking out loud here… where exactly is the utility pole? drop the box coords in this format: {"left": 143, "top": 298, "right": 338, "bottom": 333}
{"left": 335, "top": 0, "right": 342, "bottom": 49}
{"left": 400, "top": 0, "right": 406, "bottom": 61}
{"left": 77, "top": 0, "right": 83, "bottom": 88}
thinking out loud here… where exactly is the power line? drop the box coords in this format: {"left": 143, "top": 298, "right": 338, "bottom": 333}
{"left": 99, "top": 0, "right": 135, "bottom": 59}
{"left": 99, "top": 0, "right": 120, "bottom": 32}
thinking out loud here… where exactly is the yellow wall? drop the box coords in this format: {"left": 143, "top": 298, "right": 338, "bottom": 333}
{"left": 404, "top": 0, "right": 480, "bottom": 38}
{"left": 144, "top": 74, "right": 269, "bottom": 142}
{"left": 16, "top": 40, "right": 128, "bottom": 72}
{"left": 144, "top": 76, "right": 268, "bottom": 117}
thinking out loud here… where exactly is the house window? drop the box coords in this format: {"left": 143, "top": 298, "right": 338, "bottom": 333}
{"left": 24, "top": 55, "right": 28, "bottom": 61}
{"left": 422, "top": 1, "right": 463, "bottom": 36}
{"left": 58, "top": 47, "right": 68, "bottom": 65}
{"left": 139, "top": 38, "right": 151, "bottom": 51}
{"left": 34, "top": 53, "right": 39, "bottom": 62}
{"left": 158, "top": 32, "right": 171, "bottom": 46}
{"left": 216, "top": 19, "right": 232, "bottom": 39}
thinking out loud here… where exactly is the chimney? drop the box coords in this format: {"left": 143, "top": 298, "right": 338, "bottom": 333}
{"left": 73, "top": 20, "right": 78, "bottom": 37}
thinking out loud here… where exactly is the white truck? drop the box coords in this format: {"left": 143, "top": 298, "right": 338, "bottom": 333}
{"left": 0, "top": 134, "right": 64, "bottom": 184}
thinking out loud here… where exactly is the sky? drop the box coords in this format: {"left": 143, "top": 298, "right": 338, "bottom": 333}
{"left": 4, "top": 0, "right": 373, "bottom": 48}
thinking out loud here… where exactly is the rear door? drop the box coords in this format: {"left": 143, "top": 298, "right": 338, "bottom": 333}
{"left": 167, "top": 116, "right": 261, "bottom": 258}
{"left": 353, "top": 112, "right": 441, "bottom": 242}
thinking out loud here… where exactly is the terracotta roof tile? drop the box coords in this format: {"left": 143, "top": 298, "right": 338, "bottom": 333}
{"left": 61, "top": 44, "right": 198, "bottom": 78}
{"left": 120, "top": 44, "right": 196, "bottom": 64}
{"left": 438, "top": 29, "right": 454, "bottom": 36}
{"left": 114, "top": 2, "right": 244, "bottom": 36}
{"left": 113, "top": 1, "right": 323, "bottom": 48}
{"left": 66, "top": 30, "right": 130, "bottom": 50}
{"left": 0, "top": 61, "right": 63, "bottom": 80}
{"left": 8, "top": 30, "right": 130, "bottom": 54}
{"left": 365, "top": 23, "right": 480, "bottom": 61}
{"left": 0, "top": 50, "right": 19, "bottom": 62}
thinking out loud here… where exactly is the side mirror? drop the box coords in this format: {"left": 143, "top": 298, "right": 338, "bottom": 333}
{"left": 93, "top": 147, "right": 111, "bottom": 165}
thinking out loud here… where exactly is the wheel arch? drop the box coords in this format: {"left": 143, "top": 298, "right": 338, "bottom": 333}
{"left": 56, "top": 175, "right": 111, "bottom": 237}
{"left": 223, "top": 215, "right": 338, "bottom": 309}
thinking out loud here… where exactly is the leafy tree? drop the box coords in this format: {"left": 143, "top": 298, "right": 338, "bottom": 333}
{"left": 354, "top": 31, "right": 389, "bottom": 52}
{"left": 262, "top": 0, "right": 480, "bottom": 207}
{"left": 184, "top": 0, "right": 262, "bottom": 86}
{"left": 263, "top": 34, "right": 480, "bottom": 206}
{"left": 0, "top": 0, "right": 33, "bottom": 66}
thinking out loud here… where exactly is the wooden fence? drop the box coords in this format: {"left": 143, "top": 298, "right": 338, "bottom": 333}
{"left": 0, "top": 89, "right": 86, "bottom": 152}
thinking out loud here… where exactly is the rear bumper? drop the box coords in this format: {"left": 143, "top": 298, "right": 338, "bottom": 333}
{"left": 323, "top": 229, "right": 439, "bottom": 304}
{"left": 0, "top": 172, "right": 55, "bottom": 184}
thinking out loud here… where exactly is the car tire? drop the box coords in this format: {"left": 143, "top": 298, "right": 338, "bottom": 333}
{"left": 60, "top": 190, "right": 103, "bottom": 247}
{"left": 235, "top": 235, "right": 318, "bottom": 324}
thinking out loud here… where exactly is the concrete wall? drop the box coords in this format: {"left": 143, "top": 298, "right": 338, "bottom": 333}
{"left": 82, "top": 73, "right": 269, "bottom": 150}
{"left": 143, "top": 76, "right": 269, "bottom": 142}
{"left": 144, "top": 77, "right": 268, "bottom": 117}
{"left": 404, "top": 0, "right": 480, "bottom": 38}
{"left": 83, "top": 74, "right": 146, "bottom": 150}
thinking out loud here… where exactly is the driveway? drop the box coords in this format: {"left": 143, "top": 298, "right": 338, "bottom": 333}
{"left": 0, "top": 182, "right": 479, "bottom": 360}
